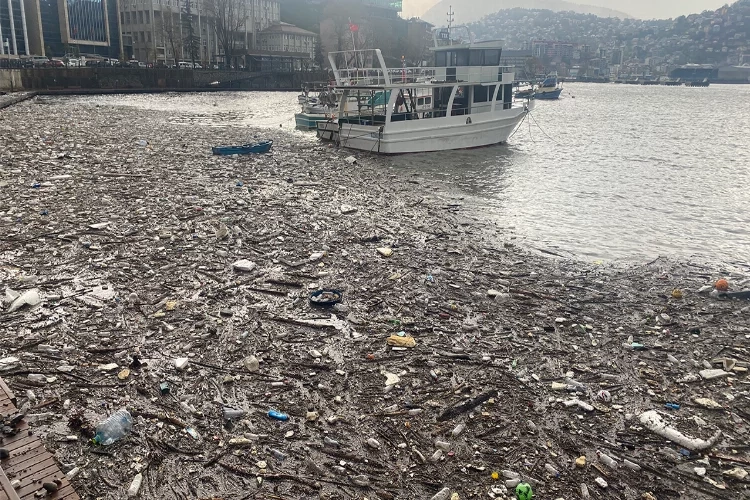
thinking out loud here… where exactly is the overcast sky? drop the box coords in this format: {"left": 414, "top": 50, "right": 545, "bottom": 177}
{"left": 404, "top": 0, "right": 732, "bottom": 20}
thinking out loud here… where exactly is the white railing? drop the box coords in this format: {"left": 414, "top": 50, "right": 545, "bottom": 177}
{"left": 329, "top": 49, "right": 516, "bottom": 87}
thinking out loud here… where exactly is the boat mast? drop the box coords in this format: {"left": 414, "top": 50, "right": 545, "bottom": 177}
{"left": 446, "top": 6, "right": 454, "bottom": 43}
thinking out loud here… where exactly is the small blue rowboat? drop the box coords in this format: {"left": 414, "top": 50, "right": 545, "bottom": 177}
{"left": 212, "top": 140, "right": 273, "bottom": 155}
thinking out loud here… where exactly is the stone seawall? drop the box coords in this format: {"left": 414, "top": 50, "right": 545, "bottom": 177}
{"left": 0, "top": 68, "right": 329, "bottom": 92}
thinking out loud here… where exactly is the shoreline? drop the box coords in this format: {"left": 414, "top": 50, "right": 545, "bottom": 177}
{"left": 0, "top": 97, "right": 748, "bottom": 499}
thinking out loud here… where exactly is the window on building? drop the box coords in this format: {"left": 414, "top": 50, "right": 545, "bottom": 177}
{"left": 125, "top": 11, "right": 131, "bottom": 24}
{"left": 147, "top": 32, "right": 151, "bottom": 42}
{"left": 121, "top": 12, "right": 125, "bottom": 24}
{"left": 145, "top": 11, "right": 149, "bottom": 23}
{"left": 137, "top": 11, "right": 143, "bottom": 23}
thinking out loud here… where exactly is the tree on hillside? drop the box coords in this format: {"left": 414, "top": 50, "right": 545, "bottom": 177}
{"left": 210, "top": 0, "right": 248, "bottom": 68}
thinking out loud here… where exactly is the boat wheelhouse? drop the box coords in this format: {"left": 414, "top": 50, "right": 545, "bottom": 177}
{"left": 327, "top": 31, "right": 532, "bottom": 154}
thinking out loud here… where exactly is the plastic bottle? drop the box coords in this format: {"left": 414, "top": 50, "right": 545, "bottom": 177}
{"left": 127, "top": 473, "right": 143, "bottom": 497}
{"left": 93, "top": 409, "right": 133, "bottom": 445}
{"left": 544, "top": 463, "right": 560, "bottom": 477}
{"left": 597, "top": 450, "right": 618, "bottom": 469}
{"left": 580, "top": 483, "right": 590, "bottom": 499}
{"left": 324, "top": 436, "right": 340, "bottom": 448}
{"left": 223, "top": 407, "right": 245, "bottom": 420}
{"left": 623, "top": 459, "right": 641, "bottom": 471}
{"left": 429, "top": 487, "right": 451, "bottom": 500}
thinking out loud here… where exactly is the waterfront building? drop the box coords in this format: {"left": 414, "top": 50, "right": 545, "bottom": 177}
{"left": 253, "top": 22, "right": 318, "bottom": 70}
{"left": 500, "top": 49, "right": 531, "bottom": 77}
{"left": 119, "top": 0, "right": 286, "bottom": 66}
{"left": 2, "top": 0, "right": 121, "bottom": 58}
{"left": 0, "top": 0, "right": 30, "bottom": 56}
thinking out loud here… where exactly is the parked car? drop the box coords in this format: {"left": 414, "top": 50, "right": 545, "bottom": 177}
{"left": 31, "top": 56, "right": 50, "bottom": 67}
{"left": 44, "top": 59, "right": 65, "bottom": 68}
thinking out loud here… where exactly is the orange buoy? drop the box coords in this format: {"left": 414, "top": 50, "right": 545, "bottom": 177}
{"left": 715, "top": 279, "right": 729, "bottom": 291}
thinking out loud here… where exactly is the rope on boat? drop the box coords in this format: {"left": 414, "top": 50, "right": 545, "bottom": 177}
{"left": 508, "top": 111, "right": 528, "bottom": 141}
{"left": 528, "top": 111, "right": 561, "bottom": 146}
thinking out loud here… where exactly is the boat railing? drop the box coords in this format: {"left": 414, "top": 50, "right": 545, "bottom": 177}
{"left": 329, "top": 49, "right": 515, "bottom": 86}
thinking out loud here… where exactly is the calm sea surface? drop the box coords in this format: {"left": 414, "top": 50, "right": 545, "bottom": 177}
{"left": 78, "top": 84, "right": 750, "bottom": 265}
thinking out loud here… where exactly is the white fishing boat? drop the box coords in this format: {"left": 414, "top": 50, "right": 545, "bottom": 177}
{"left": 316, "top": 90, "right": 434, "bottom": 142}
{"left": 294, "top": 89, "right": 338, "bottom": 130}
{"left": 327, "top": 28, "right": 532, "bottom": 154}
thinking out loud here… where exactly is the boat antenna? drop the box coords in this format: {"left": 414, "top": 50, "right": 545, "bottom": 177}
{"left": 447, "top": 6, "right": 454, "bottom": 42}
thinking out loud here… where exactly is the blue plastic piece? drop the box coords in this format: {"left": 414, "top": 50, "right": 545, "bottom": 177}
{"left": 268, "top": 410, "right": 289, "bottom": 421}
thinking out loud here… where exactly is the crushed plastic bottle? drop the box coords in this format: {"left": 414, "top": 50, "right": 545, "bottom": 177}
{"left": 623, "top": 459, "right": 642, "bottom": 471}
{"left": 429, "top": 487, "right": 451, "bottom": 500}
{"left": 127, "top": 473, "right": 143, "bottom": 498}
{"left": 223, "top": 407, "right": 246, "bottom": 420}
{"left": 597, "top": 450, "right": 618, "bottom": 469}
{"left": 93, "top": 409, "right": 133, "bottom": 445}
{"left": 580, "top": 483, "right": 590, "bottom": 499}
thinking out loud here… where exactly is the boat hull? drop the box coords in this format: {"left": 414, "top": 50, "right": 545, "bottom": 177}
{"left": 295, "top": 113, "right": 329, "bottom": 130}
{"left": 212, "top": 141, "right": 273, "bottom": 155}
{"left": 534, "top": 88, "right": 563, "bottom": 100}
{"left": 338, "top": 106, "right": 528, "bottom": 154}
{"left": 316, "top": 120, "right": 339, "bottom": 142}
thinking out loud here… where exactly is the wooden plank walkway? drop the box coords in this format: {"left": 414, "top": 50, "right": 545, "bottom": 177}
{"left": 0, "top": 377, "right": 79, "bottom": 500}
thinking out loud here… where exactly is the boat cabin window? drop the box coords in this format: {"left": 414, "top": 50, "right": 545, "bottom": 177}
{"left": 469, "top": 50, "right": 482, "bottom": 66}
{"left": 484, "top": 49, "right": 500, "bottom": 66}
{"left": 433, "top": 87, "right": 452, "bottom": 117}
{"left": 452, "top": 86, "right": 468, "bottom": 115}
{"left": 455, "top": 50, "right": 469, "bottom": 66}
{"left": 473, "top": 85, "right": 489, "bottom": 103}
{"left": 434, "top": 50, "right": 469, "bottom": 67}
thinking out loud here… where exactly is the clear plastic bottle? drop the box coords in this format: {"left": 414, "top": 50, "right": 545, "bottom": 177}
{"left": 93, "top": 409, "right": 133, "bottom": 445}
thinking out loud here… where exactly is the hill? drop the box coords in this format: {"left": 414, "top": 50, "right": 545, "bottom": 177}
{"left": 422, "top": 0, "right": 631, "bottom": 26}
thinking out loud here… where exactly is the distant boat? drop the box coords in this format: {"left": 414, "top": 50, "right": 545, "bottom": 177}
{"left": 212, "top": 140, "right": 273, "bottom": 155}
{"left": 295, "top": 89, "right": 338, "bottom": 130}
{"left": 685, "top": 79, "right": 710, "bottom": 87}
{"left": 536, "top": 73, "right": 563, "bottom": 99}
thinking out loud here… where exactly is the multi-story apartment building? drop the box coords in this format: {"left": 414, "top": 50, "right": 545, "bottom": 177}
{"left": 119, "top": 0, "right": 280, "bottom": 65}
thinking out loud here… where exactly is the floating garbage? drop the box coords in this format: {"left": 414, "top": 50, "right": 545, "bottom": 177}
{"left": 6, "top": 288, "right": 41, "bottom": 313}
{"left": 639, "top": 410, "right": 722, "bottom": 451}
{"left": 309, "top": 289, "right": 343, "bottom": 306}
